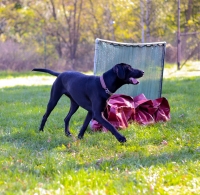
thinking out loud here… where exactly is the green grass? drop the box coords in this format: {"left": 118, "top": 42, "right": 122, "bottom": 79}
{"left": 0, "top": 71, "right": 40, "bottom": 79}
{"left": 0, "top": 67, "right": 200, "bottom": 194}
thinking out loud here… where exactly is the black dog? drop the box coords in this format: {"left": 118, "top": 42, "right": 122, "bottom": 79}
{"left": 32, "top": 63, "right": 144, "bottom": 143}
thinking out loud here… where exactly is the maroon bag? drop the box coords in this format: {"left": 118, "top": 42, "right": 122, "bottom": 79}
{"left": 90, "top": 94, "right": 170, "bottom": 131}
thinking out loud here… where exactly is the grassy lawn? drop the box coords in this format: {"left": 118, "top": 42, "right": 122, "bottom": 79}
{"left": 0, "top": 63, "right": 200, "bottom": 194}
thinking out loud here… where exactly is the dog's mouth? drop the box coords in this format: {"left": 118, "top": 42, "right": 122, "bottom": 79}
{"left": 129, "top": 78, "right": 140, "bottom": 85}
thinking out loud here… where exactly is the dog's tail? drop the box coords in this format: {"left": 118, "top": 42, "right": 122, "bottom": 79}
{"left": 32, "top": 68, "right": 60, "bottom": 77}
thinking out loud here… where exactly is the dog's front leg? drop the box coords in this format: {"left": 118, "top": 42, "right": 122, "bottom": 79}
{"left": 94, "top": 112, "right": 127, "bottom": 143}
{"left": 78, "top": 111, "right": 92, "bottom": 139}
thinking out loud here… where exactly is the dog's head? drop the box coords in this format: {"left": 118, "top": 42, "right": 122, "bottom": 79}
{"left": 113, "top": 63, "right": 144, "bottom": 85}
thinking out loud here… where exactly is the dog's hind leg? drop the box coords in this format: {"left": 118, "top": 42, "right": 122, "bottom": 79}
{"left": 64, "top": 98, "right": 79, "bottom": 136}
{"left": 39, "top": 84, "right": 63, "bottom": 131}
{"left": 78, "top": 111, "right": 92, "bottom": 139}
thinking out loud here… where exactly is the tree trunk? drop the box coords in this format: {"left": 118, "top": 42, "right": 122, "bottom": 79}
{"left": 140, "top": 0, "right": 145, "bottom": 43}
{"left": 146, "top": 0, "right": 150, "bottom": 42}
{"left": 181, "top": 0, "right": 193, "bottom": 59}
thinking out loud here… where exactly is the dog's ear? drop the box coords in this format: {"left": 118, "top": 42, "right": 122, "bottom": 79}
{"left": 113, "top": 64, "right": 125, "bottom": 79}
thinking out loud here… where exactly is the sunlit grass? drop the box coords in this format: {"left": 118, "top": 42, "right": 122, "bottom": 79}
{"left": 164, "top": 61, "right": 200, "bottom": 78}
{"left": 0, "top": 63, "right": 200, "bottom": 194}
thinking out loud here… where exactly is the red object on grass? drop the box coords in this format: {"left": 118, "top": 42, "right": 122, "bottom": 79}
{"left": 90, "top": 94, "right": 170, "bottom": 131}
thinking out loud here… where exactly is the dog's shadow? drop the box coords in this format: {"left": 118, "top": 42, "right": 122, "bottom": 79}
{"left": 0, "top": 128, "right": 83, "bottom": 151}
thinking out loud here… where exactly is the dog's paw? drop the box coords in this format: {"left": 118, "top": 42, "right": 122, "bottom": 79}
{"left": 65, "top": 132, "right": 72, "bottom": 137}
{"left": 117, "top": 135, "right": 127, "bottom": 143}
{"left": 78, "top": 134, "right": 83, "bottom": 139}
{"left": 39, "top": 125, "right": 44, "bottom": 131}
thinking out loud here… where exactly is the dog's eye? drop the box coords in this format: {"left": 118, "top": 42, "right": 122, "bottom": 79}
{"left": 128, "top": 66, "right": 133, "bottom": 71}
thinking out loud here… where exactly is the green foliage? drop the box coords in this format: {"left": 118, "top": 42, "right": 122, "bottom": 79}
{"left": 0, "top": 0, "right": 199, "bottom": 71}
{"left": 0, "top": 69, "right": 200, "bottom": 194}
{"left": 1, "top": 0, "right": 199, "bottom": 47}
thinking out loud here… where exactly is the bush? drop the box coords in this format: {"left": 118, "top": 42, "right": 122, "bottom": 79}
{"left": 165, "top": 44, "right": 178, "bottom": 63}
{"left": 0, "top": 40, "right": 94, "bottom": 72}
{"left": 0, "top": 40, "right": 44, "bottom": 71}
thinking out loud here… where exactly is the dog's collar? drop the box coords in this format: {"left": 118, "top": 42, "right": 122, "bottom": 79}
{"left": 100, "top": 75, "right": 113, "bottom": 96}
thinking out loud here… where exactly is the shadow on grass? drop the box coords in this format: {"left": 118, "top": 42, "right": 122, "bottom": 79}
{"left": 0, "top": 127, "right": 199, "bottom": 173}
{"left": 87, "top": 147, "right": 200, "bottom": 171}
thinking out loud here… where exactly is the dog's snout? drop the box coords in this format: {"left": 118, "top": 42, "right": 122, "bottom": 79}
{"left": 140, "top": 70, "right": 144, "bottom": 75}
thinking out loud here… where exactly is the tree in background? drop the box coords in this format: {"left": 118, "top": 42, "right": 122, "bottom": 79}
{"left": 180, "top": 0, "right": 200, "bottom": 63}
{"left": 0, "top": 0, "right": 199, "bottom": 71}
{"left": 28, "top": 0, "right": 84, "bottom": 70}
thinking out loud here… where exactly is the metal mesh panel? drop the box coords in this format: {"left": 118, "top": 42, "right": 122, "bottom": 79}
{"left": 94, "top": 38, "right": 166, "bottom": 99}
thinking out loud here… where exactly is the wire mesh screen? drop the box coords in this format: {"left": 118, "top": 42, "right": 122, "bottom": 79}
{"left": 94, "top": 38, "right": 166, "bottom": 99}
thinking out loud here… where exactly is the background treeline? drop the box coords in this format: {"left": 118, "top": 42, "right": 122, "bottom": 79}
{"left": 0, "top": 0, "right": 199, "bottom": 71}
